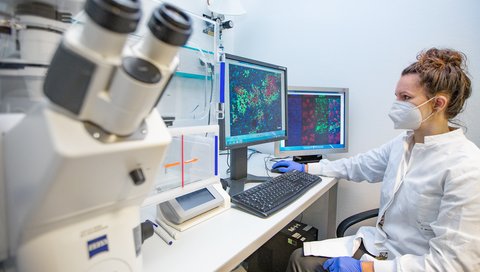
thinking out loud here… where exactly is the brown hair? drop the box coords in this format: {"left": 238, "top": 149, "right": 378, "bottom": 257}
{"left": 402, "top": 48, "right": 472, "bottom": 120}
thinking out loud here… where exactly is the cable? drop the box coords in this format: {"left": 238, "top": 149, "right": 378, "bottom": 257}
{"left": 206, "top": 66, "right": 215, "bottom": 125}
{"left": 269, "top": 155, "right": 291, "bottom": 162}
{"left": 247, "top": 148, "right": 261, "bottom": 160}
{"left": 187, "top": 42, "right": 215, "bottom": 121}
{"left": 226, "top": 152, "right": 232, "bottom": 175}
{"left": 263, "top": 154, "right": 274, "bottom": 178}
{"left": 222, "top": 149, "right": 263, "bottom": 176}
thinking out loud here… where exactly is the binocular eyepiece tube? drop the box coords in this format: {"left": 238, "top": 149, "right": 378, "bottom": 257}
{"left": 79, "top": 0, "right": 142, "bottom": 58}
{"left": 44, "top": 0, "right": 192, "bottom": 136}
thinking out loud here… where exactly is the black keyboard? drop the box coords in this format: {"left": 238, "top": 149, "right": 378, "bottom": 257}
{"left": 231, "top": 171, "right": 322, "bottom": 218}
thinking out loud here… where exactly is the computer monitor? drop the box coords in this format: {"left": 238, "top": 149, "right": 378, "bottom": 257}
{"left": 275, "top": 86, "right": 348, "bottom": 163}
{"left": 219, "top": 53, "right": 288, "bottom": 195}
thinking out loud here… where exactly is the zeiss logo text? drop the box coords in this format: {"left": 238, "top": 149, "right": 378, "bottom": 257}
{"left": 87, "top": 235, "right": 109, "bottom": 258}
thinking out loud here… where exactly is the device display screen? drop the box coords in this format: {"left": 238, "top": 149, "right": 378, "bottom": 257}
{"left": 284, "top": 92, "right": 346, "bottom": 149}
{"left": 176, "top": 188, "right": 215, "bottom": 211}
{"left": 219, "top": 54, "right": 287, "bottom": 150}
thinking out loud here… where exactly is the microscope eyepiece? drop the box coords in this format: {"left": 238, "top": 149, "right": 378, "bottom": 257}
{"left": 85, "top": 0, "right": 141, "bottom": 33}
{"left": 148, "top": 4, "right": 192, "bottom": 46}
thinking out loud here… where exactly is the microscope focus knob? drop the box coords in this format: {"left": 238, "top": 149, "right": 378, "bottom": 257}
{"left": 141, "top": 220, "right": 155, "bottom": 243}
{"left": 129, "top": 168, "right": 146, "bottom": 185}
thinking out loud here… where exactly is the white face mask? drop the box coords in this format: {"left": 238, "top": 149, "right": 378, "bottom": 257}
{"left": 388, "top": 97, "right": 436, "bottom": 130}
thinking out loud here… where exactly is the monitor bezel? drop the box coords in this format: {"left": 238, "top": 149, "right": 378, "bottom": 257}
{"left": 274, "top": 86, "right": 349, "bottom": 157}
{"left": 219, "top": 53, "right": 288, "bottom": 150}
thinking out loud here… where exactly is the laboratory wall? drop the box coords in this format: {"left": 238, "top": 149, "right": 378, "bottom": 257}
{"left": 231, "top": 0, "right": 480, "bottom": 230}
{"left": 164, "top": 0, "right": 480, "bottom": 233}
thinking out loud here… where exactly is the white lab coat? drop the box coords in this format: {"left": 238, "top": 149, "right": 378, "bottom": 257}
{"left": 308, "top": 128, "right": 480, "bottom": 271}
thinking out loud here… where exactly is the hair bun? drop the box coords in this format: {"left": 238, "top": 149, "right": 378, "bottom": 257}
{"left": 417, "top": 48, "right": 464, "bottom": 69}
{"left": 402, "top": 47, "right": 471, "bottom": 121}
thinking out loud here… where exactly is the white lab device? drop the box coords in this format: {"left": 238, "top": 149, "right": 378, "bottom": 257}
{"left": 156, "top": 182, "right": 231, "bottom": 232}
{"left": 2, "top": 1, "right": 192, "bottom": 271}
{"left": 159, "top": 185, "right": 225, "bottom": 224}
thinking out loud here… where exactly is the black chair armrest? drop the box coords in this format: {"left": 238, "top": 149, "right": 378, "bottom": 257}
{"left": 336, "top": 208, "right": 379, "bottom": 237}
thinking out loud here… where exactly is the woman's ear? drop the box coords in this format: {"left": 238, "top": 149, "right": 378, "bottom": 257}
{"left": 434, "top": 95, "right": 448, "bottom": 111}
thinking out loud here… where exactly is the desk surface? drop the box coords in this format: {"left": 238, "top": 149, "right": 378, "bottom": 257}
{"left": 142, "top": 175, "right": 337, "bottom": 272}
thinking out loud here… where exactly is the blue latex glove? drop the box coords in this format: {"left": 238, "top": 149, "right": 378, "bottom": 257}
{"left": 271, "top": 160, "right": 304, "bottom": 173}
{"left": 323, "top": 257, "right": 361, "bottom": 272}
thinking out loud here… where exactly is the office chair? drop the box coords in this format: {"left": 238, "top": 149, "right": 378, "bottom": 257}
{"left": 336, "top": 208, "right": 379, "bottom": 237}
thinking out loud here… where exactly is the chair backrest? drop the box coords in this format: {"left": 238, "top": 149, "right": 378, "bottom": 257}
{"left": 336, "top": 208, "right": 379, "bottom": 237}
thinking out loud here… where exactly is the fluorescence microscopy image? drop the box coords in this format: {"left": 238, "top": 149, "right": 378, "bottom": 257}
{"left": 228, "top": 63, "right": 283, "bottom": 136}
{"left": 287, "top": 94, "right": 342, "bottom": 146}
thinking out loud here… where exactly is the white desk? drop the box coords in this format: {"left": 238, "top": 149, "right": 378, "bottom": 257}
{"left": 142, "top": 153, "right": 338, "bottom": 272}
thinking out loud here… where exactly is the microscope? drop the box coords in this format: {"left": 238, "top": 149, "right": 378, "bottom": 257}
{"left": 1, "top": 0, "right": 191, "bottom": 271}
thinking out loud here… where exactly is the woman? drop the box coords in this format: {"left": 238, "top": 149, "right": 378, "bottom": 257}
{"left": 273, "top": 48, "right": 480, "bottom": 271}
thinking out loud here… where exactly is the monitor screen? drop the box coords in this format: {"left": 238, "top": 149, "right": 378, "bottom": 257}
{"left": 219, "top": 54, "right": 288, "bottom": 195}
{"left": 219, "top": 54, "right": 287, "bottom": 150}
{"left": 275, "top": 86, "right": 348, "bottom": 162}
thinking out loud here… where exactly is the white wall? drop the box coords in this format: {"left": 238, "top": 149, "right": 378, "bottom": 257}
{"left": 162, "top": 0, "right": 480, "bottom": 231}
{"left": 231, "top": 0, "right": 480, "bottom": 228}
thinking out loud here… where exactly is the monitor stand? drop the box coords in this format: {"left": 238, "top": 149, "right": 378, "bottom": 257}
{"left": 226, "top": 147, "right": 270, "bottom": 196}
{"left": 293, "top": 155, "right": 323, "bottom": 164}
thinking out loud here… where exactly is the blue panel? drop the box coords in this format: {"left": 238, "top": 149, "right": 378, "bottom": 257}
{"left": 219, "top": 62, "right": 225, "bottom": 103}
{"left": 214, "top": 135, "right": 218, "bottom": 176}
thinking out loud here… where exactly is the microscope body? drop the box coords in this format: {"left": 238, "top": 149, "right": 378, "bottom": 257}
{"left": 4, "top": 106, "right": 170, "bottom": 272}
{"left": 2, "top": 1, "right": 192, "bottom": 271}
